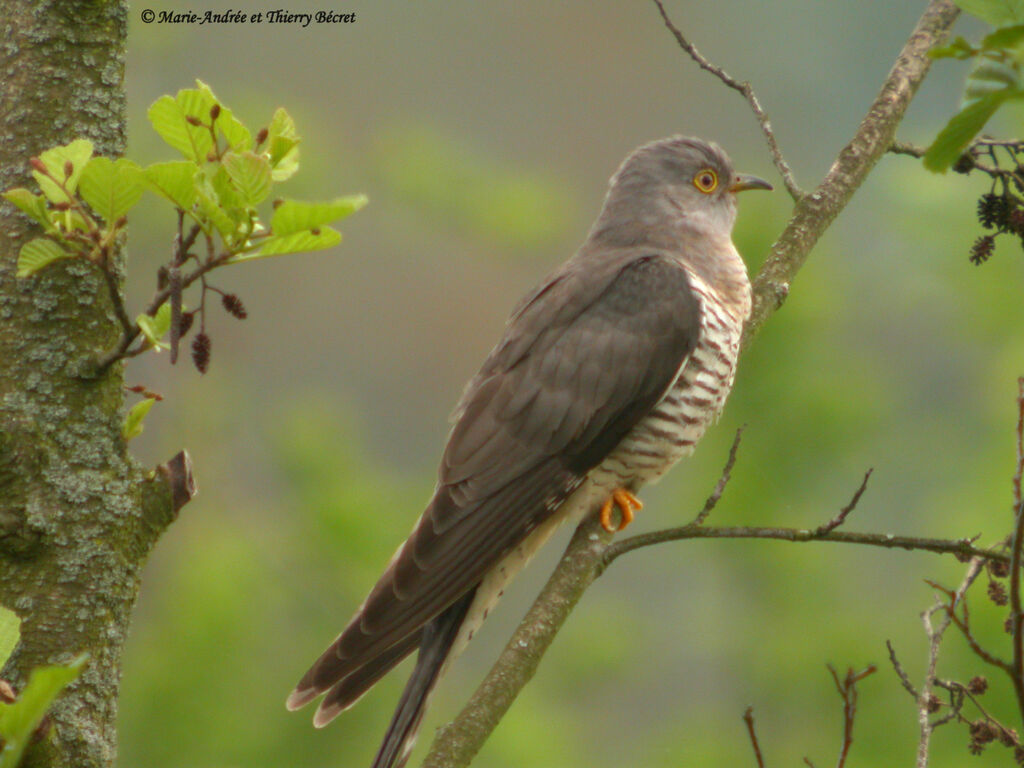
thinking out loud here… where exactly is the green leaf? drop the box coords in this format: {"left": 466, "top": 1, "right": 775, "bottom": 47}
{"left": 924, "top": 89, "right": 1021, "bottom": 171}
{"left": 3, "top": 188, "right": 53, "bottom": 230}
{"left": 266, "top": 108, "right": 300, "bottom": 181}
{"left": 79, "top": 157, "right": 144, "bottom": 223}
{"left": 122, "top": 398, "right": 157, "bottom": 441}
{"left": 148, "top": 81, "right": 252, "bottom": 162}
{"left": 32, "top": 139, "right": 94, "bottom": 204}
{"left": 194, "top": 172, "right": 239, "bottom": 239}
{"left": 136, "top": 303, "right": 173, "bottom": 350}
{"left": 963, "top": 53, "right": 1024, "bottom": 103}
{"left": 234, "top": 226, "right": 342, "bottom": 261}
{"left": 142, "top": 161, "right": 197, "bottom": 211}
{"left": 0, "top": 608, "right": 20, "bottom": 669}
{"left": 148, "top": 89, "right": 216, "bottom": 164}
{"left": 16, "top": 238, "right": 73, "bottom": 278}
{"left": 194, "top": 80, "right": 252, "bottom": 152}
{"left": 0, "top": 654, "right": 87, "bottom": 768}
{"left": 981, "top": 23, "right": 1024, "bottom": 50}
{"left": 223, "top": 151, "right": 272, "bottom": 205}
{"left": 955, "top": 0, "right": 1024, "bottom": 26}
{"left": 929, "top": 36, "right": 978, "bottom": 60}
{"left": 271, "top": 196, "right": 367, "bottom": 235}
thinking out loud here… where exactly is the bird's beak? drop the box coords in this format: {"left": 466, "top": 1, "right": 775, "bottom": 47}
{"left": 730, "top": 174, "right": 773, "bottom": 193}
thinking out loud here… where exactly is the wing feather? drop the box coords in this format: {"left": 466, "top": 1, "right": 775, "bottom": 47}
{"left": 291, "top": 250, "right": 702, "bottom": 710}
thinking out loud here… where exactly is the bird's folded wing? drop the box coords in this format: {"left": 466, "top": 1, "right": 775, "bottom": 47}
{"left": 292, "top": 250, "right": 702, "bottom": 702}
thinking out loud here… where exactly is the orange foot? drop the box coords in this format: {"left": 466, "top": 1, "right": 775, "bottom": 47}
{"left": 599, "top": 488, "right": 643, "bottom": 533}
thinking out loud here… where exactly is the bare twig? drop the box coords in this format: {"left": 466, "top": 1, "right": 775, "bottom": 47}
{"left": 926, "top": 577, "right": 1012, "bottom": 671}
{"left": 1010, "top": 378, "right": 1024, "bottom": 719}
{"left": 692, "top": 427, "right": 743, "bottom": 526}
{"left": 827, "top": 664, "right": 877, "bottom": 768}
{"left": 744, "top": 0, "right": 960, "bottom": 346}
{"left": 651, "top": 0, "right": 802, "bottom": 201}
{"left": 742, "top": 707, "right": 766, "bottom": 768}
{"left": 887, "top": 640, "right": 918, "bottom": 699}
{"left": 889, "top": 138, "right": 1013, "bottom": 178}
{"left": 601, "top": 523, "right": 1001, "bottom": 570}
{"left": 916, "top": 558, "right": 985, "bottom": 768}
{"left": 92, "top": 243, "right": 225, "bottom": 373}
{"left": 812, "top": 469, "right": 873, "bottom": 537}
{"left": 101, "top": 262, "right": 134, "bottom": 337}
{"left": 889, "top": 141, "right": 927, "bottom": 159}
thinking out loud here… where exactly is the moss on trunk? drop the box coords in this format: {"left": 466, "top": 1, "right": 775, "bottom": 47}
{"left": 0, "top": 3, "right": 179, "bottom": 766}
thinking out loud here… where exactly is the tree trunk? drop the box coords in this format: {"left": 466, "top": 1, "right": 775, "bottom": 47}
{"left": 0, "top": 3, "right": 182, "bottom": 766}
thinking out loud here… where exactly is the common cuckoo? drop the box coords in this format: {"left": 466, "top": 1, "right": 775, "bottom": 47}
{"left": 287, "top": 136, "right": 771, "bottom": 768}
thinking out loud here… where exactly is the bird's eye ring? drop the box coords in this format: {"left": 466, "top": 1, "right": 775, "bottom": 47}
{"left": 693, "top": 169, "right": 718, "bottom": 193}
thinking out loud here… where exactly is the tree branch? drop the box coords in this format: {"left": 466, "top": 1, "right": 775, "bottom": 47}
{"left": 743, "top": 707, "right": 766, "bottom": 768}
{"left": 1008, "top": 378, "right": 1024, "bottom": 719}
{"left": 419, "top": 2, "right": 962, "bottom": 765}
{"left": 915, "top": 559, "right": 985, "bottom": 768}
{"left": 743, "top": 0, "right": 960, "bottom": 347}
{"left": 651, "top": 0, "right": 803, "bottom": 201}
{"left": 602, "top": 525, "right": 1001, "bottom": 570}
{"left": 92, "top": 241, "right": 224, "bottom": 373}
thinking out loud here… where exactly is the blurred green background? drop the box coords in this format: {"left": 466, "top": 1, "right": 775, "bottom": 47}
{"left": 118, "top": 1, "right": 1023, "bottom": 766}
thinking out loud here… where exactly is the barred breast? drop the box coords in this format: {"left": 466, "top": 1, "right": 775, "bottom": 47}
{"left": 449, "top": 264, "right": 750, "bottom": 664}
{"left": 595, "top": 266, "right": 750, "bottom": 489}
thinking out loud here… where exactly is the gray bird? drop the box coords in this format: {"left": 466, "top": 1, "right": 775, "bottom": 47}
{"left": 287, "top": 136, "right": 771, "bottom": 768}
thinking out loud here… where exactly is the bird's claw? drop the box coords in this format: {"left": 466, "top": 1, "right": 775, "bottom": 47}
{"left": 599, "top": 488, "right": 643, "bottom": 532}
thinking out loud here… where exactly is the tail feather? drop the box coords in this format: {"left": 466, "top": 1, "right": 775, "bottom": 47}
{"left": 312, "top": 631, "right": 420, "bottom": 726}
{"left": 371, "top": 588, "right": 476, "bottom": 768}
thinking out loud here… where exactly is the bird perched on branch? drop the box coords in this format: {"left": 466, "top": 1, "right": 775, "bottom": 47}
{"left": 287, "top": 136, "right": 771, "bottom": 768}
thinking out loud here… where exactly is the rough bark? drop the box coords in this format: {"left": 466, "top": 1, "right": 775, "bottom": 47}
{"left": 0, "top": 3, "right": 184, "bottom": 766}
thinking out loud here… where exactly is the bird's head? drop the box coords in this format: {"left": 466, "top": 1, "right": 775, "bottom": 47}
{"left": 595, "top": 136, "right": 772, "bottom": 246}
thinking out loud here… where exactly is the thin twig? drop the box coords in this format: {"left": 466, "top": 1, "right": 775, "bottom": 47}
{"left": 888, "top": 138, "right": 1016, "bottom": 178}
{"left": 916, "top": 558, "right": 985, "bottom": 768}
{"left": 889, "top": 141, "right": 927, "bottom": 158}
{"left": 827, "top": 664, "right": 876, "bottom": 768}
{"left": 886, "top": 640, "right": 918, "bottom": 699}
{"left": 101, "top": 261, "right": 134, "bottom": 337}
{"left": 742, "top": 707, "right": 766, "bottom": 768}
{"left": 929, "top": 678, "right": 963, "bottom": 729}
{"left": 812, "top": 469, "right": 873, "bottom": 536}
{"left": 1014, "top": 377, "right": 1024, "bottom": 511}
{"left": 928, "top": 580, "right": 1012, "bottom": 671}
{"left": 692, "top": 427, "right": 743, "bottom": 526}
{"left": 743, "top": 0, "right": 961, "bottom": 346}
{"left": 1009, "top": 378, "right": 1024, "bottom": 720}
{"left": 602, "top": 523, "right": 1002, "bottom": 570}
{"left": 92, "top": 246, "right": 224, "bottom": 373}
{"left": 651, "top": 0, "right": 802, "bottom": 201}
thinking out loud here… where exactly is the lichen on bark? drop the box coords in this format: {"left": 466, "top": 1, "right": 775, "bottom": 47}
{"left": 0, "top": 2, "right": 182, "bottom": 766}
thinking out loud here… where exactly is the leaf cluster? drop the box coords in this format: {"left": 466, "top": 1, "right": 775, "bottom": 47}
{"left": 925, "top": 1, "right": 1024, "bottom": 171}
{"left": 3, "top": 81, "right": 365, "bottom": 278}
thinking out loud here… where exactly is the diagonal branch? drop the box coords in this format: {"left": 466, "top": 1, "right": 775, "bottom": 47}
{"left": 652, "top": 0, "right": 803, "bottom": 201}
{"left": 743, "top": 0, "right": 960, "bottom": 347}
{"left": 419, "top": 2, "right": 961, "bottom": 766}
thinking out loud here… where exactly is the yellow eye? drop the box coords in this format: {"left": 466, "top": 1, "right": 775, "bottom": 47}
{"left": 693, "top": 169, "right": 718, "bottom": 193}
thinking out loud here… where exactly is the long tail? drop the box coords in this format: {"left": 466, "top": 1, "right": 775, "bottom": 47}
{"left": 371, "top": 587, "right": 476, "bottom": 768}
